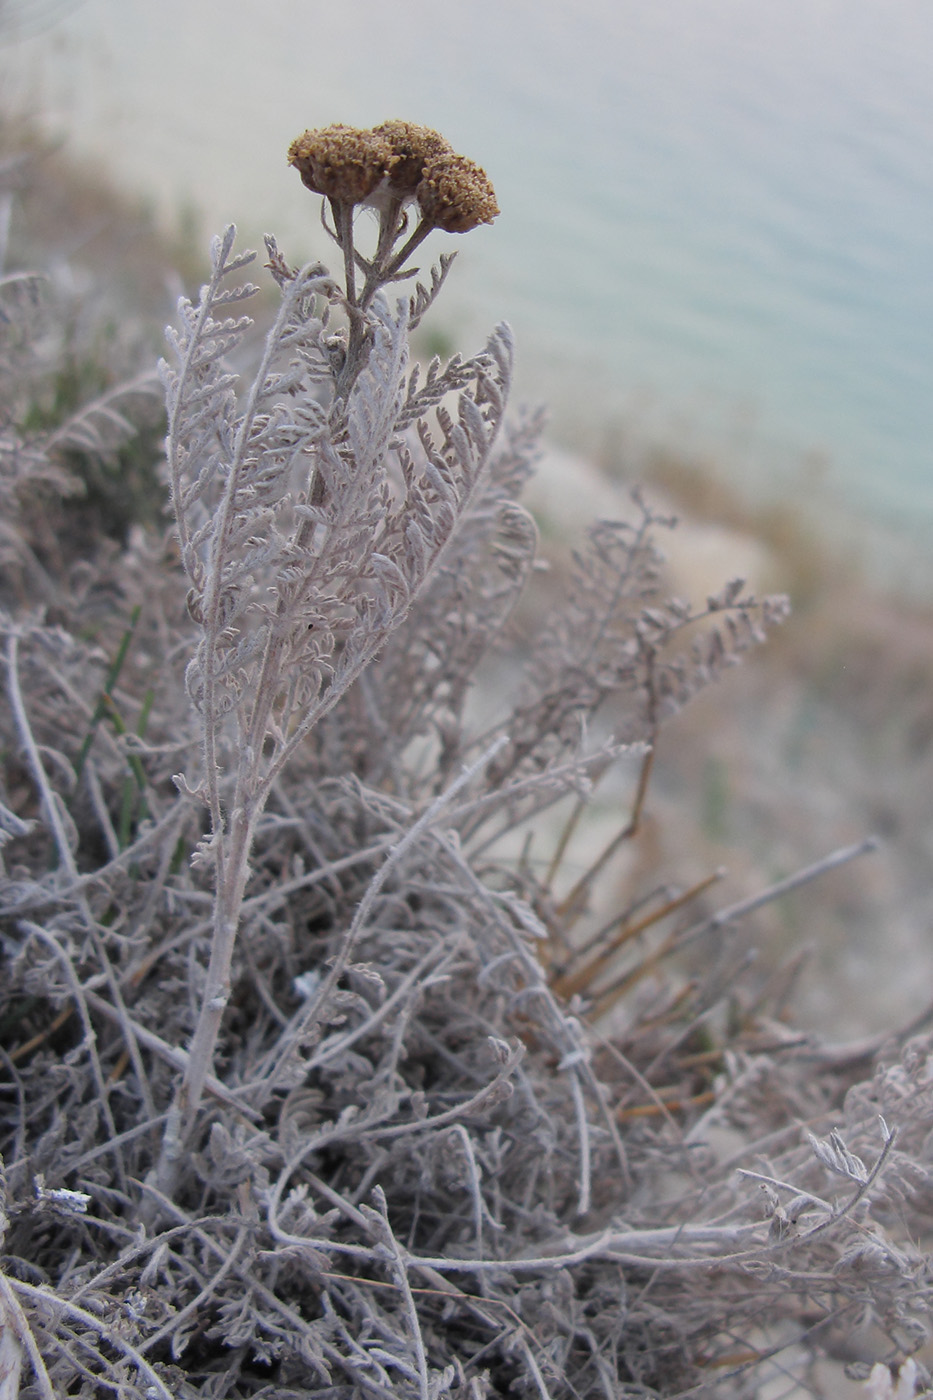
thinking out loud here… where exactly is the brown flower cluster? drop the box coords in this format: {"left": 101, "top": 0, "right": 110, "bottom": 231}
{"left": 287, "top": 121, "right": 499, "bottom": 233}
{"left": 287, "top": 123, "right": 390, "bottom": 204}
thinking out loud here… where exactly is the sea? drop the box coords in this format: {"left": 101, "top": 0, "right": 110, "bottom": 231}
{"left": 2, "top": 0, "right": 933, "bottom": 592}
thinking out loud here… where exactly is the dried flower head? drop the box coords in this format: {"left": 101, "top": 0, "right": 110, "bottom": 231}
{"left": 416, "top": 153, "right": 500, "bottom": 232}
{"left": 373, "top": 119, "right": 454, "bottom": 195}
{"left": 288, "top": 123, "right": 392, "bottom": 203}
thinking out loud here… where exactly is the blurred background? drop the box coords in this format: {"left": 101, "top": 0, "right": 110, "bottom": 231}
{"left": 4, "top": 0, "right": 933, "bottom": 1034}
{"left": 3, "top": 0, "right": 933, "bottom": 587}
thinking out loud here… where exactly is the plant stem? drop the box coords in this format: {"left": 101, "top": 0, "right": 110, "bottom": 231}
{"left": 182, "top": 803, "right": 257, "bottom": 1131}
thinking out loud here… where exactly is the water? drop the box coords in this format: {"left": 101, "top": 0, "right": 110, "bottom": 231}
{"left": 3, "top": 0, "right": 933, "bottom": 586}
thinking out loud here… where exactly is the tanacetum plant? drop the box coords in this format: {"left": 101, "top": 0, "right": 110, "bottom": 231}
{"left": 1, "top": 120, "right": 930, "bottom": 1399}
{"left": 154, "top": 123, "right": 506, "bottom": 1194}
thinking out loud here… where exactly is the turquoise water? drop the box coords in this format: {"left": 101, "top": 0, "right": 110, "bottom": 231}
{"left": 4, "top": 0, "right": 933, "bottom": 582}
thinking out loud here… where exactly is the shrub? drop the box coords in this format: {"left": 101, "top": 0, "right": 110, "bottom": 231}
{"left": 0, "top": 122, "right": 927, "bottom": 1399}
